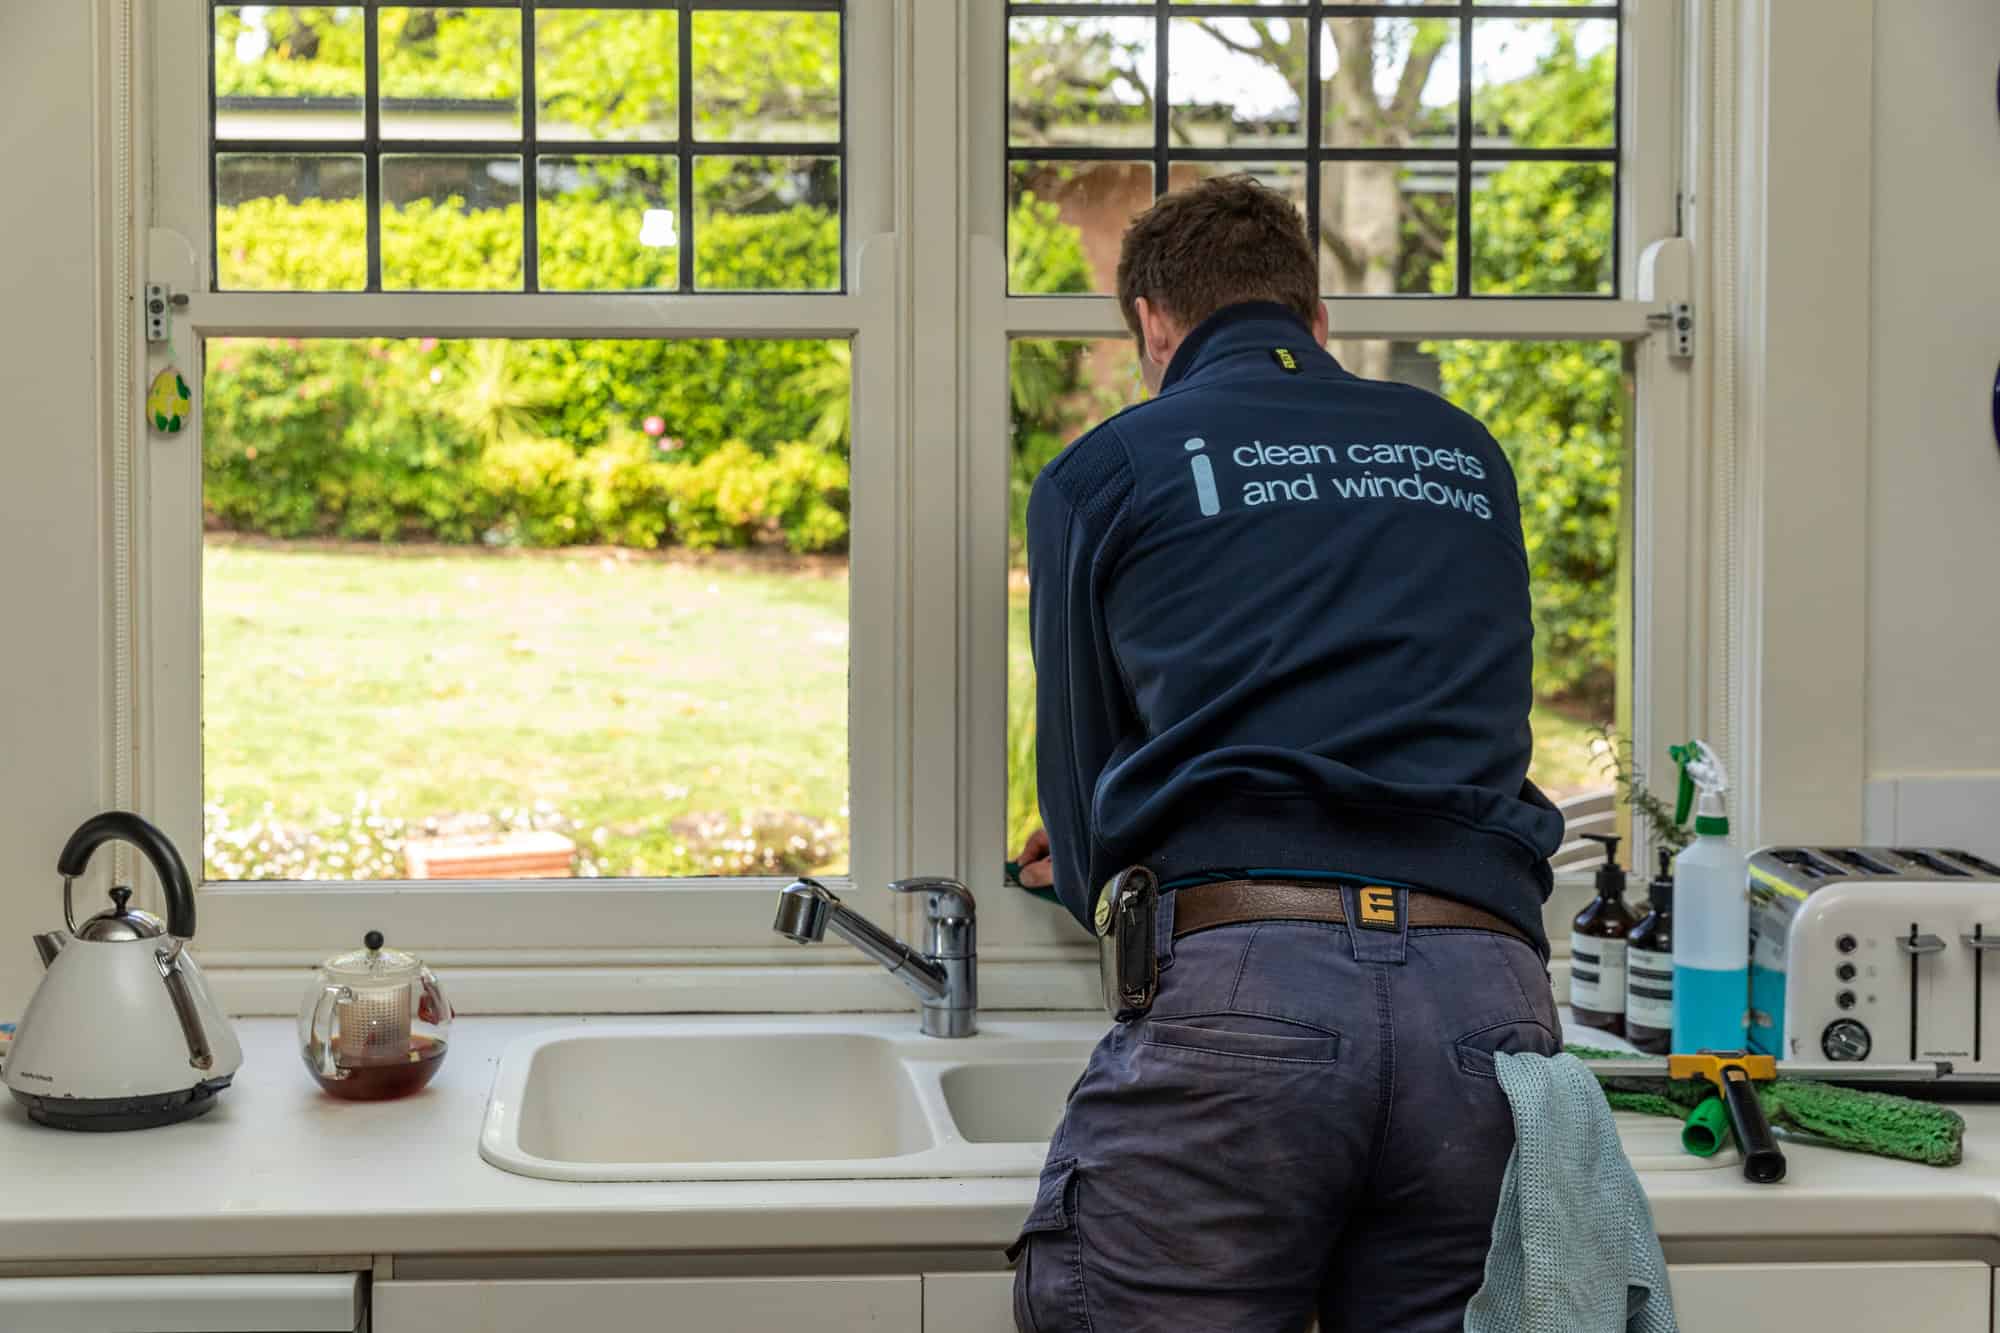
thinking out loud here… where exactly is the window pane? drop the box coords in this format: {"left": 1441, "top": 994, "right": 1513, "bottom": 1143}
{"left": 692, "top": 10, "right": 841, "bottom": 144}
{"left": 379, "top": 7, "right": 523, "bottom": 142}
{"left": 1470, "top": 160, "right": 1614, "bottom": 294}
{"left": 1319, "top": 159, "right": 1457, "bottom": 297}
{"left": 201, "top": 336, "right": 853, "bottom": 884}
{"left": 1381, "top": 339, "right": 1627, "bottom": 802}
{"left": 1169, "top": 161, "right": 1306, "bottom": 217}
{"left": 1004, "top": 337, "right": 1627, "bottom": 857}
{"left": 1168, "top": 18, "right": 1306, "bottom": 150}
{"left": 538, "top": 157, "right": 680, "bottom": 293}
{"left": 1321, "top": 17, "right": 1460, "bottom": 149}
{"left": 1008, "top": 17, "right": 1156, "bottom": 148}
{"left": 1006, "top": 339, "right": 1142, "bottom": 857}
{"left": 1473, "top": 19, "right": 1617, "bottom": 149}
{"left": 216, "top": 154, "right": 366, "bottom": 292}
{"left": 1008, "top": 161, "right": 1154, "bottom": 296}
{"left": 214, "top": 5, "right": 364, "bottom": 140}
{"left": 536, "top": 9, "right": 679, "bottom": 143}
{"left": 692, "top": 156, "right": 840, "bottom": 291}
{"left": 381, "top": 155, "right": 524, "bottom": 291}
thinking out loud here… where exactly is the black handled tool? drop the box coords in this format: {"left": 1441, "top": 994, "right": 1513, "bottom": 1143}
{"left": 1713, "top": 1059, "right": 1787, "bottom": 1183}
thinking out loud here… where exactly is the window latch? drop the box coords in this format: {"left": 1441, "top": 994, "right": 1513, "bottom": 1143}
{"left": 144, "top": 283, "right": 189, "bottom": 345}
{"left": 1647, "top": 302, "right": 1693, "bottom": 360}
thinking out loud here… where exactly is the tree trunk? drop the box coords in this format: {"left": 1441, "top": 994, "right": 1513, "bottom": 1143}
{"left": 1316, "top": 18, "right": 1448, "bottom": 381}
{"left": 1320, "top": 161, "right": 1402, "bottom": 381}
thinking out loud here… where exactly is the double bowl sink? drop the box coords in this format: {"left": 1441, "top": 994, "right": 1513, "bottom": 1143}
{"left": 479, "top": 1016, "right": 1107, "bottom": 1182}
{"left": 479, "top": 1014, "right": 1736, "bottom": 1182}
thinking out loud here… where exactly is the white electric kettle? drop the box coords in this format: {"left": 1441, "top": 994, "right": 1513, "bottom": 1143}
{"left": 4, "top": 812, "right": 242, "bottom": 1131}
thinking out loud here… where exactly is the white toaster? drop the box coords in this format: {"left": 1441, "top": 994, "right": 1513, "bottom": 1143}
{"left": 1748, "top": 845, "right": 2000, "bottom": 1071}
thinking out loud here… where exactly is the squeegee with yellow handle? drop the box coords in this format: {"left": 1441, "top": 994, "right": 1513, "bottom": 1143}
{"left": 1575, "top": 1049, "right": 1967, "bottom": 1176}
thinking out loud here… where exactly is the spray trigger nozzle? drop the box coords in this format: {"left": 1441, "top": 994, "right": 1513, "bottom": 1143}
{"left": 1670, "top": 740, "right": 1731, "bottom": 835}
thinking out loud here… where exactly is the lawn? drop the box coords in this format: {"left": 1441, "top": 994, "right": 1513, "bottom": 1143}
{"left": 202, "top": 540, "right": 849, "bottom": 881}
{"left": 202, "top": 541, "right": 1605, "bottom": 884}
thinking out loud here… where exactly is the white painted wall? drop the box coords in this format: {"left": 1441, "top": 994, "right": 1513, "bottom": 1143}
{"left": 0, "top": 1, "right": 109, "bottom": 1016}
{"left": 1864, "top": 0, "right": 2000, "bottom": 852}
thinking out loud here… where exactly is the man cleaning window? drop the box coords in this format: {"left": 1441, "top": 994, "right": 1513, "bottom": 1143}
{"left": 1010, "top": 175, "right": 1569, "bottom": 1332}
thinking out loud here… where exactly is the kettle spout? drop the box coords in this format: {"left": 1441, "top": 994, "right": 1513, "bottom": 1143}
{"left": 32, "top": 932, "right": 66, "bottom": 969}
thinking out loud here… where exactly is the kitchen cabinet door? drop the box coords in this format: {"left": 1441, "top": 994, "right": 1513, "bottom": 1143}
{"left": 1668, "top": 1262, "right": 1989, "bottom": 1331}
{"left": 373, "top": 1276, "right": 920, "bottom": 1333}
{"left": 923, "top": 1273, "right": 1015, "bottom": 1332}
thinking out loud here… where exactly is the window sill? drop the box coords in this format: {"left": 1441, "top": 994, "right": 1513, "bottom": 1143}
{"left": 206, "top": 953, "right": 1101, "bottom": 1018}
{"left": 202, "top": 876, "right": 1591, "bottom": 1016}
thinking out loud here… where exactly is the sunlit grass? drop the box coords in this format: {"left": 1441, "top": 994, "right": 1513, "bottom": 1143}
{"left": 202, "top": 540, "right": 849, "bottom": 880}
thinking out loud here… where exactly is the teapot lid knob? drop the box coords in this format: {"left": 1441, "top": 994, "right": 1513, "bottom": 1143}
{"left": 109, "top": 886, "right": 132, "bottom": 914}
{"left": 364, "top": 930, "right": 384, "bottom": 953}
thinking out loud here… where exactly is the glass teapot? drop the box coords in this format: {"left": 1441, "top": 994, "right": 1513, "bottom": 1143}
{"left": 298, "top": 931, "right": 451, "bottom": 1100}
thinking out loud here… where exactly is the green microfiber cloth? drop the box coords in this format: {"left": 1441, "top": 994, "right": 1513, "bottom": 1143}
{"left": 1567, "top": 1044, "right": 1967, "bottom": 1168}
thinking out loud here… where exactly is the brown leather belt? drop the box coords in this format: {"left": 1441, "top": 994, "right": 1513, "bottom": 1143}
{"left": 1171, "top": 879, "right": 1532, "bottom": 948}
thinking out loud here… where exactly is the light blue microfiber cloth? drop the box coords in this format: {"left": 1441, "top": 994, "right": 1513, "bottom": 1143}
{"left": 1465, "top": 1051, "right": 1678, "bottom": 1333}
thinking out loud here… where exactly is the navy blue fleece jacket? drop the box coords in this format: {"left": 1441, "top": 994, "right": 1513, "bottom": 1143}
{"left": 1027, "top": 301, "right": 1565, "bottom": 950}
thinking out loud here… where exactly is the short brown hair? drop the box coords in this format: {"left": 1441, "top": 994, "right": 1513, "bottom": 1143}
{"left": 1115, "top": 174, "right": 1318, "bottom": 336}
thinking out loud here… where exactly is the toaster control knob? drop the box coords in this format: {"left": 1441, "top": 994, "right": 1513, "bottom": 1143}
{"left": 1822, "top": 1019, "right": 1872, "bottom": 1062}
{"left": 1836, "top": 990, "right": 1857, "bottom": 1010}
{"left": 1837, "top": 934, "right": 1859, "bottom": 954}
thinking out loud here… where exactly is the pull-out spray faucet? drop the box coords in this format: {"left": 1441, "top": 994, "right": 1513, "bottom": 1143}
{"left": 774, "top": 877, "right": 977, "bottom": 1037}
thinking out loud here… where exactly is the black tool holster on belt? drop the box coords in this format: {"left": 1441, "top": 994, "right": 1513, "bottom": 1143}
{"left": 1095, "top": 866, "right": 1160, "bottom": 1020}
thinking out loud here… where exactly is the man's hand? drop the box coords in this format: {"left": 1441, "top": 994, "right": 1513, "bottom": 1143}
{"left": 1016, "top": 828, "right": 1054, "bottom": 889}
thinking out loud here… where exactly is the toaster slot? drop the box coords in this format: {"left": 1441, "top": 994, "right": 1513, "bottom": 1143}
{"left": 1943, "top": 849, "right": 2000, "bottom": 877}
{"left": 1825, "top": 848, "right": 1895, "bottom": 875}
{"left": 1771, "top": 847, "right": 1841, "bottom": 878}
{"left": 1894, "top": 848, "right": 1970, "bottom": 877}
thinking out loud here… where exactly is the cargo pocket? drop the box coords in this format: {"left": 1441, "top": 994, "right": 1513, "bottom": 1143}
{"left": 1008, "top": 1158, "right": 1081, "bottom": 1333}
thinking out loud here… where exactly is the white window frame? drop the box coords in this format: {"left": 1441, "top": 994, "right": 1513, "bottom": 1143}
{"left": 956, "top": 0, "right": 1697, "bottom": 958}
{"left": 133, "top": 0, "right": 1693, "bottom": 1010}
{"left": 141, "top": 0, "right": 945, "bottom": 1002}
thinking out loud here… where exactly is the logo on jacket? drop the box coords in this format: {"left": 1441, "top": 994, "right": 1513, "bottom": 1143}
{"left": 1185, "top": 438, "right": 1221, "bottom": 517}
{"left": 1271, "top": 347, "right": 1300, "bottom": 373}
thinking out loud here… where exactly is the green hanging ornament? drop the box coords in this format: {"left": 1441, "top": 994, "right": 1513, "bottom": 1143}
{"left": 148, "top": 366, "right": 191, "bottom": 434}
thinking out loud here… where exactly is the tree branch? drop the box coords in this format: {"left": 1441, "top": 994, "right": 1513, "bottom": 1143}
{"left": 1389, "top": 26, "right": 1451, "bottom": 124}
{"left": 1318, "top": 215, "right": 1363, "bottom": 275}
{"left": 1189, "top": 19, "right": 1270, "bottom": 65}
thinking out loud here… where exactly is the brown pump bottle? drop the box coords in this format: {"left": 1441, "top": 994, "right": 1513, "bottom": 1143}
{"left": 1569, "top": 833, "right": 1637, "bottom": 1035}
{"left": 1623, "top": 851, "right": 1677, "bottom": 1054}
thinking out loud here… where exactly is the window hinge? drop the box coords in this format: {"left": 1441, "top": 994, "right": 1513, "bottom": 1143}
{"left": 1647, "top": 302, "right": 1693, "bottom": 360}
{"left": 144, "top": 283, "right": 189, "bottom": 344}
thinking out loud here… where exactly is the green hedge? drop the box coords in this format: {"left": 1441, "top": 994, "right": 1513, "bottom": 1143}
{"left": 206, "top": 192, "right": 1090, "bottom": 554}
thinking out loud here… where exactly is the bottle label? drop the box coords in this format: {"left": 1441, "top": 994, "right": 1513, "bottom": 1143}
{"left": 1570, "top": 933, "right": 1627, "bottom": 1013}
{"left": 1627, "top": 946, "right": 1674, "bottom": 1029}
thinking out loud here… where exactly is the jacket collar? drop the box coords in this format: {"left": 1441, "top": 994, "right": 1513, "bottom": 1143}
{"left": 1159, "top": 301, "right": 1341, "bottom": 391}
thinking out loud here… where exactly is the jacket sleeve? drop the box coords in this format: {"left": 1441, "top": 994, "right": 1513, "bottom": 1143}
{"left": 1026, "top": 468, "right": 1133, "bottom": 929}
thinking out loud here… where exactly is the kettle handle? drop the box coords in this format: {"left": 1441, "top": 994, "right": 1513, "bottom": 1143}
{"left": 56, "top": 811, "right": 196, "bottom": 939}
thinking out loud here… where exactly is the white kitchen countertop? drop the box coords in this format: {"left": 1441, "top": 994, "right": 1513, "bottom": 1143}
{"left": 3, "top": 1015, "right": 2000, "bottom": 1265}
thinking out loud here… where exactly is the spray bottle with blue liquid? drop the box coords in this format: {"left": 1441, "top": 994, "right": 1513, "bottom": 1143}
{"left": 1669, "top": 740, "right": 1750, "bottom": 1052}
